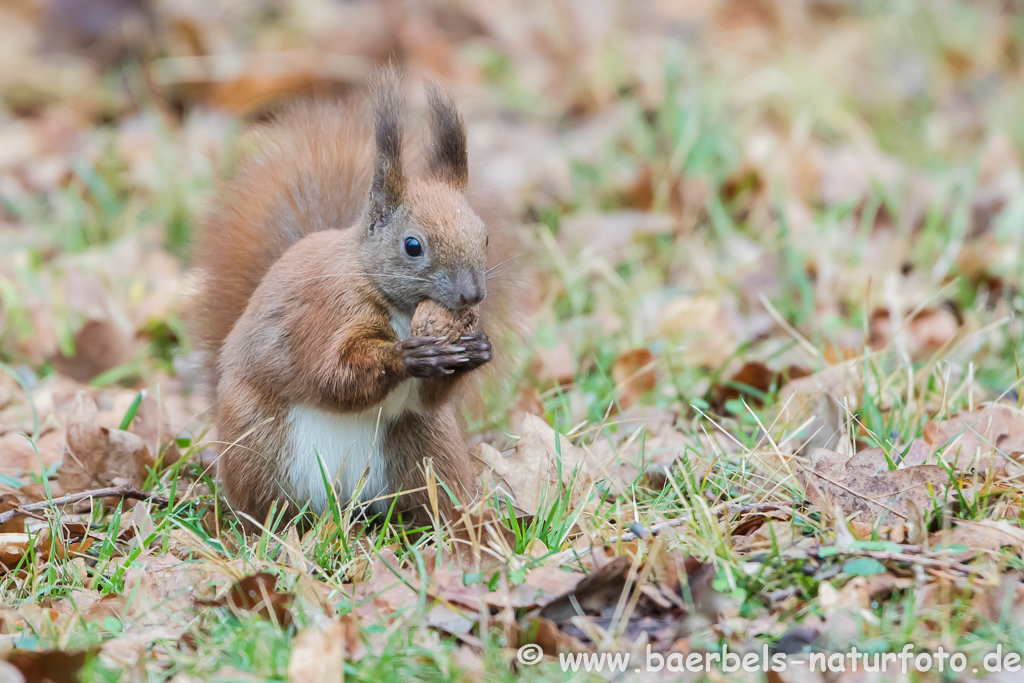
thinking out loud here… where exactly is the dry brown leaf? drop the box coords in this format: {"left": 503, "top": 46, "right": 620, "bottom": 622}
{"left": 868, "top": 307, "right": 961, "bottom": 359}
{"left": 0, "top": 431, "right": 66, "bottom": 475}
{"left": 923, "top": 403, "right": 1024, "bottom": 470}
{"left": 611, "top": 348, "right": 656, "bottom": 410}
{"left": 8, "top": 650, "right": 89, "bottom": 683}
{"left": 714, "top": 361, "right": 811, "bottom": 411}
{"left": 656, "top": 295, "right": 739, "bottom": 367}
{"left": 537, "top": 556, "right": 633, "bottom": 623}
{"left": 129, "top": 397, "right": 181, "bottom": 466}
{"left": 931, "top": 519, "right": 1024, "bottom": 562}
{"left": 778, "top": 365, "right": 857, "bottom": 453}
{"left": 511, "top": 615, "right": 584, "bottom": 658}
{"left": 477, "top": 415, "right": 604, "bottom": 516}
{"left": 0, "top": 495, "right": 23, "bottom": 534}
{"left": 426, "top": 602, "right": 475, "bottom": 638}
{"left": 53, "top": 319, "right": 135, "bottom": 383}
{"left": 359, "top": 548, "right": 418, "bottom": 616}
{"left": 105, "top": 555, "right": 231, "bottom": 664}
{"left": 57, "top": 392, "right": 153, "bottom": 495}
{"left": 37, "top": 522, "right": 96, "bottom": 562}
{"left": 0, "top": 533, "right": 31, "bottom": 567}
{"left": 201, "top": 573, "right": 294, "bottom": 627}
{"left": 799, "top": 447, "right": 950, "bottom": 522}
{"left": 288, "top": 616, "right": 364, "bottom": 682}
{"left": 533, "top": 342, "right": 576, "bottom": 388}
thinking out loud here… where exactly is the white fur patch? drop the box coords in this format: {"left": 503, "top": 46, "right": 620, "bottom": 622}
{"left": 284, "top": 311, "right": 420, "bottom": 516}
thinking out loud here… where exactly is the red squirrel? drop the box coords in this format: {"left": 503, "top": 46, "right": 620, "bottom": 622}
{"left": 192, "top": 70, "right": 514, "bottom": 526}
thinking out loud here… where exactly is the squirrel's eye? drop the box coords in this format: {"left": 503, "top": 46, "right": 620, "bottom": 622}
{"left": 404, "top": 236, "right": 423, "bottom": 257}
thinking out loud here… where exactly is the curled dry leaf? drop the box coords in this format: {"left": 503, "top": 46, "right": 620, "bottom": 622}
{"left": 537, "top": 556, "right": 634, "bottom": 624}
{"left": 799, "top": 447, "right": 950, "bottom": 522}
{"left": 534, "top": 550, "right": 719, "bottom": 647}
{"left": 57, "top": 392, "right": 153, "bottom": 496}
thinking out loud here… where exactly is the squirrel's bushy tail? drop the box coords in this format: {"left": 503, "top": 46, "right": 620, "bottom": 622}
{"left": 190, "top": 100, "right": 376, "bottom": 398}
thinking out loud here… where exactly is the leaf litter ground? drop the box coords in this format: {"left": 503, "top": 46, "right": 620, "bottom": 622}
{"left": 0, "top": 0, "right": 1024, "bottom": 681}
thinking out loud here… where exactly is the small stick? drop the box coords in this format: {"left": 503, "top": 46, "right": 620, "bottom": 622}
{"left": 854, "top": 549, "right": 976, "bottom": 576}
{"left": 550, "top": 501, "right": 803, "bottom": 566}
{"left": 552, "top": 518, "right": 687, "bottom": 565}
{"left": 0, "top": 486, "right": 169, "bottom": 525}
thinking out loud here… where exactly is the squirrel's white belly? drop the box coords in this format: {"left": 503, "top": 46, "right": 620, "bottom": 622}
{"left": 284, "top": 312, "right": 418, "bottom": 516}
{"left": 284, "top": 379, "right": 422, "bottom": 516}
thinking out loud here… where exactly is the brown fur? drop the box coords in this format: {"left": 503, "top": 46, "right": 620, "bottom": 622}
{"left": 192, "top": 71, "right": 519, "bottom": 527}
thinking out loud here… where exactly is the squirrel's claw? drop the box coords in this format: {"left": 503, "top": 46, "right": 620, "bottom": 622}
{"left": 401, "top": 334, "right": 493, "bottom": 377}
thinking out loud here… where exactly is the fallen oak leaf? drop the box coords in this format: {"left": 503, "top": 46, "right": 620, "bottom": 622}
{"left": 868, "top": 306, "right": 961, "bottom": 360}
{"left": 799, "top": 447, "right": 951, "bottom": 522}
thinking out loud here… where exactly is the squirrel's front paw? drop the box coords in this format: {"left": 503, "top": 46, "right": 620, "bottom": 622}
{"left": 456, "top": 332, "right": 493, "bottom": 370}
{"left": 400, "top": 334, "right": 492, "bottom": 378}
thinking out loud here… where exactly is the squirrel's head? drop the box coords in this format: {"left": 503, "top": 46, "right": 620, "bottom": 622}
{"left": 361, "top": 70, "right": 487, "bottom": 316}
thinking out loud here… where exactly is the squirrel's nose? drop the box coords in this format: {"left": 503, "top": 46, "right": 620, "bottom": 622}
{"left": 455, "top": 271, "right": 486, "bottom": 308}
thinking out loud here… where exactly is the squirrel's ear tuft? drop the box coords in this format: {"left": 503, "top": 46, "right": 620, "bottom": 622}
{"left": 425, "top": 80, "right": 468, "bottom": 193}
{"left": 369, "top": 67, "right": 406, "bottom": 224}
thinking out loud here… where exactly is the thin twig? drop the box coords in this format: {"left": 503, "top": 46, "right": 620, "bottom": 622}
{"left": 853, "top": 549, "right": 976, "bottom": 576}
{"left": 552, "top": 518, "right": 688, "bottom": 565}
{"left": 551, "top": 501, "right": 803, "bottom": 566}
{"left": 0, "top": 486, "right": 169, "bottom": 525}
